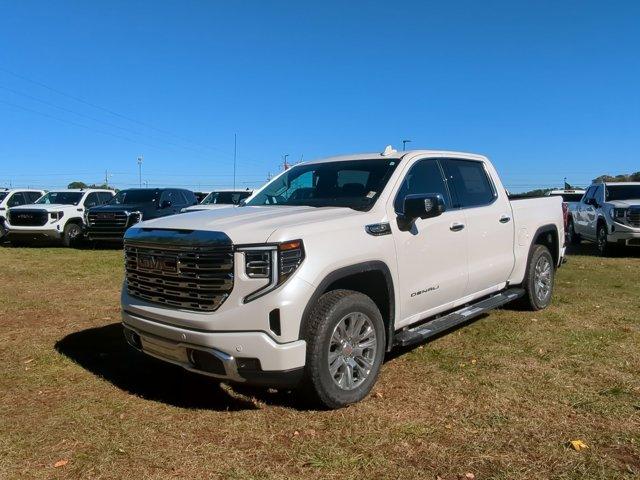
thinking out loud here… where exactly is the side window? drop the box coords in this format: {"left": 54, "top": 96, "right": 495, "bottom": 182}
{"left": 593, "top": 185, "right": 604, "bottom": 205}
{"left": 7, "top": 193, "right": 26, "bottom": 207}
{"left": 582, "top": 186, "right": 595, "bottom": 204}
{"left": 394, "top": 159, "right": 450, "bottom": 212}
{"left": 83, "top": 192, "right": 101, "bottom": 208}
{"left": 442, "top": 159, "right": 495, "bottom": 209}
{"left": 27, "top": 192, "right": 42, "bottom": 203}
{"left": 99, "top": 192, "right": 113, "bottom": 204}
{"left": 173, "top": 191, "right": 188, "bottom": 206}
{"left": 285, "top": 171, "right": 315, "bottom": 201}
{"left": 160, "top": 190, "right": 174, "bottom": 205}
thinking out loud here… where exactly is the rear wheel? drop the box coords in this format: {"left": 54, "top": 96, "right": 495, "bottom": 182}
{"left": 567, "top": 218, "right": 580, "bottom": 245}
{"left": 301, "top": 289, "right": 385, "bottom": 409}
{"left": 520, "top": 245, "right": 555, "bottom": 311}
{"left": 63, "top": 222, "right": 83, "bottom": 247}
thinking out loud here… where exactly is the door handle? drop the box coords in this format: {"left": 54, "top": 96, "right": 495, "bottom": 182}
{"left": 499, "top": 215, "right": 511, "bottom": 223}
{"left": 450, "top": 222, "right": 465, "bottom": 232}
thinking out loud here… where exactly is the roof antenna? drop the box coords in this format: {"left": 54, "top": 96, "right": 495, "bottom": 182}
{"left": 381, "top": 145, "right": 397, "bottom": 156}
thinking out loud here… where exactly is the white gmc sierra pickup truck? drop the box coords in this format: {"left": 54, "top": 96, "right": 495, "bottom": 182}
{"left": 121, "top": 148, "right": 565, "bottom": 408}
{"left": 567, "top": 182, "right": 640, "bottom": 255}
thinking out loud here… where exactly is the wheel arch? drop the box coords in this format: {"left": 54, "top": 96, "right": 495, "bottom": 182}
{"left": 299, "top": 261, "right": 396, "bottom": 351}
{"left": 531, "top": 224, "right": 560, "bottom": 268}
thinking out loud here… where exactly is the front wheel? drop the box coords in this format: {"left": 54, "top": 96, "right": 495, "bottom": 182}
{"left": 63, "top": 223, "right": 83, "bottom": 247}
{"left": 301, "top": 289, "right": 386, "bottom": 409}
{"left": 520, "top": 245, "right": 555, "bottom": 311}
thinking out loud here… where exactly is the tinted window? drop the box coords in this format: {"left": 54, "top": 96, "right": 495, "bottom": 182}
{"left": 582, "top": 186, "right": 596, "bottom": 203}
{"left": 36, "top": 192, "right": 83, "bottom": 205}
{"left": 593, "top": 185, "right": 604, "bottom": 204}
{"left": 7, "top": 193, "right": 26, "bottom": 207}
{"left": 109, "top": 189, "right": 158, "bottom": 205}
{"left": 606, "top": 184, "right": 640, "bottom": 201}
{"left": 443, "top": 159, "right": 495, "bottom": 208}
{"left": 202, "top": 191, "right": 250, "bottom": 205}
{"left": 26, "top": 192, "right": 42, "bottom": 203}
{"left": 558, "top": 193, "right": 584, "bottom": 202}
{"left": 98, "top": 192, "right": 114, "bottom": 204}
{"left": 394, "top": 159, "right": 450, "bottom": 212}
{"left": 172, "top": 190, "right": 188, "bottom": 205}
{"left": 84, "top": 192, "right": 101, "bottom": 208}
{"left": 0, "top": 192, "right": 7, "bottom": 202}
{"left": 246, "top": 159, "right": 399, "bottom": 211}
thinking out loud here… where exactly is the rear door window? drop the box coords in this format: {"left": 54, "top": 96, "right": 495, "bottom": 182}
{"left": 442, "top": 159, "right": 496, "bottom": 209}
{"left": 83, "top": 192, "right": 101, "bottom": 208}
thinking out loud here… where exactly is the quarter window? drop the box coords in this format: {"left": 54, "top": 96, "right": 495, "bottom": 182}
{"left": 442, "top": 159, "right": 495, "bottom": 208}
{"left": 394, "top": 159, "right": 450, "bottom": 212}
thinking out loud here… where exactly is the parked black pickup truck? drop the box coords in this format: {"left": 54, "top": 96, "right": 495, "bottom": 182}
{"left": 85, "top": 188, "right": 197, "bottom": 242}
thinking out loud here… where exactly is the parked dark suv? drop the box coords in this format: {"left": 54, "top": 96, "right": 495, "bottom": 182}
{"left": 85, "top": 188, "right": 197, "bottom": 242}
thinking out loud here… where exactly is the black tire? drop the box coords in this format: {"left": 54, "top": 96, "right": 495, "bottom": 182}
{"left": 567, "top": 217, "right": 580, "bottom": 245}
{"left": 300, "top": 289, "right": 386, "bottom": 409}
{"left": 597, "top": 223, "right": 614, "bottom": 257}
{"left": 63, "top": 222, "right": 83, "bottom": 247}
{"left": 519, "top": 244, "right": 555, "bottom": 311}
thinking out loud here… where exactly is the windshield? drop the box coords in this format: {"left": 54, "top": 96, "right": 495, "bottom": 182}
{"left": 606, "top": 184, "right": 640, "bottom": 201}
{"left": 202, "top": 191, "right": 251, "bottom": 205}
{"left": 0, "top": 192, "right": 7, "bottom": 202}
{"left": 35, "top": 191, "right": 83, "bottom": 205}
{"left": 245, "top": 159, "right": 400, "bottom": 211}
{"left": 108, "top": 189, "right": 158, "bottom": 205}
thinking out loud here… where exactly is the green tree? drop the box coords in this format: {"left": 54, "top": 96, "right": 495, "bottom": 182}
{"left": 67, "top": 181, "right": 88, "bottom": 189}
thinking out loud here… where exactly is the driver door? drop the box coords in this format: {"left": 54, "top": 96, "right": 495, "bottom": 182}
{"left": 387, "top": 158, "right": 469, "bottom": 326}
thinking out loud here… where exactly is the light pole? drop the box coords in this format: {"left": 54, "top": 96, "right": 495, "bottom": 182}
{"left": 283, "top": 154, "right": 289, "bottom": 170}
{"left": 402, "top": 139, "right": 411, "bottom": 151}
{"left": 137, "top": 155, "right": 143, "bottom": 188}
{"left": 233, "top": 134, "right": 237, "bottom": 190}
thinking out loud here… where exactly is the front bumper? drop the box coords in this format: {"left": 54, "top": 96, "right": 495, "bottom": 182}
{"left": 6, "top": 226, "right": 62, "bottom": 240}
{"left": 609, "top": 222, "right": 640, "bottom": 246}
{"left": 122, "top": 309, "right": 306, "bottom": 387}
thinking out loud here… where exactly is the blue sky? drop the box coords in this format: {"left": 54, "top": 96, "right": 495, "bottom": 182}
{"left": 0, "top": 1, "right": 638, "bottom": 192}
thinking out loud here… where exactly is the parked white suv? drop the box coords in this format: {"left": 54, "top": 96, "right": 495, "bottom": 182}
{"left": 567, "top": 182, "right": 640, "bottom": 255}
{"left": 0, "top": 189, "right": 45, "bottom": 238}
{"left": 121, "top": 148, "right": 564, "bottom": 408}
{"left": 6, "top": 189, "right": 115, "bottom": 246}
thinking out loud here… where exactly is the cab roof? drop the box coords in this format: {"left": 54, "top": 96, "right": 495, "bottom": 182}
{"left": 302, "top": 148, "right": 488, "bottom": 165}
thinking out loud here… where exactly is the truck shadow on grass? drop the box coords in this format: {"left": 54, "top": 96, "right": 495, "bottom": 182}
{"left": 566, "top": 243, "right": 640, "bottom": 258}
{"left": 55, "top": 322, "right": 313, "bottom": 411}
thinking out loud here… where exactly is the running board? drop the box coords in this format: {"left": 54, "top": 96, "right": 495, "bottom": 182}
{"left": 393, "top": 288, "right": 525, "bottom": 348}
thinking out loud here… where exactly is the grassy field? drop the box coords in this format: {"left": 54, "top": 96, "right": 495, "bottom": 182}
{"left": 0, "top": 243, "right": 639, "bottom": 480}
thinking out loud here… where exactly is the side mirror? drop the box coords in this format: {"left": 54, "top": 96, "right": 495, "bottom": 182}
{"left": 397, "top": 193, "right": 446, "bottom": 230}
{"left": 159, "top": 200, "right": 172, "bottom": 209}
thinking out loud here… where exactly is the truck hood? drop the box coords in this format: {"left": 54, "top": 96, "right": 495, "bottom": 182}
{"left": 607, "top": 199, "right": 640, "bottom": 208}
{"left": 89, "top": 204, "right": 151, "bottom": 213}
{"left": 131, "top": 205, "right": 368, "bottom": 244}
{"left": 9, "top": 204, "right": 81, "bottom": 212}
{"left": 181, "top": 204, "right": 236, "bottom": 212}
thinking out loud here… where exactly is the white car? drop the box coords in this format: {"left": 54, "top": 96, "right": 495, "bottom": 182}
{"left": 0, "top": 189, "right": 45, "bottom": 238}
{"left": 121, "top": 147, "right": 564, "bottom": 408}
{"left": 181, "top": 189, "right": 253, "bottom": 213}
{"left": 6, "top": 189, "right": 115, "bottom": 246}
{"left": 567, "top": 182, "right": 640, "bottom": 255}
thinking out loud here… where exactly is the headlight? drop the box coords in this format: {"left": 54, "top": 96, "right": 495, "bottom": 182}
{"left": 49, "top": 211, "right": 64, "bottom": 221}
{"left": 238, "top": 240, "right": 305, "bottom": 303}
{"left": 130, "top": 211, "right": 143, "bottom": 224}
{"left": 610, "top": 207, "right": 627, "bottom": 220}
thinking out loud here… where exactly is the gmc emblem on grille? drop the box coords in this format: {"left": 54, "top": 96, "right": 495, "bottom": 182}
{"left": 17, "top": 214, "right": 32, "bottom": 219}
{"left": 137, "top": 254, "right": 178, "bottom": 273}
{"left": 97, "top": 213, "right": 116, "bottom": 219}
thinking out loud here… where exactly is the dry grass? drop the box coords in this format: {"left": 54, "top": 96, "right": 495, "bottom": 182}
{"left": 0, "top": 243, "right": 639, "bottom": 480}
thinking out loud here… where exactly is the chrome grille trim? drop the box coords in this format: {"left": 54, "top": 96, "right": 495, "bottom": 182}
{"left": 124, "top": 229, "right": 234, "bottom": 312}
{"left": 628, "top": 207, "right": 640, "bottom": 228}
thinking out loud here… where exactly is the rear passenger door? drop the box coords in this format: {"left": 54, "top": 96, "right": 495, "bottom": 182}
{"left": 442, "top": 158, "right": 515, "bottom": 298}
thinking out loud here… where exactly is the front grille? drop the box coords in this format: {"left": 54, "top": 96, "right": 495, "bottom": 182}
{"left": 628, "top": 208, "right": 640, "bottom": 228}
{"left": 8, "top": 209, "right": 48, "bottom": 226}
{"left": 88, "top": 211, "right": 132, "bottom": 239}
{"left": 124, "top": 239, "right": 234, "bottom": 312}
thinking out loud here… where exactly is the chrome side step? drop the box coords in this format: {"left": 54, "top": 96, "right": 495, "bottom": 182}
{"left": 393, "top": 288, "right": 525, "bottom": 348}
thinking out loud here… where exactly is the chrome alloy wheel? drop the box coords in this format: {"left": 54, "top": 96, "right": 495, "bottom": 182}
{"left": 328, "top": 312, "right": 377, "bottom": 390}
{"left": 534, "top": 255, "right": 552, "bottom": 303}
